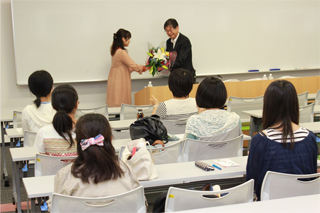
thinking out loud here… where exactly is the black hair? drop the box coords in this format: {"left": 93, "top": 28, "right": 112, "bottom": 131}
{"left": 72, "top": 114, "right": 124, "bottom": 184}
{"left": 168, "top": 68, "right": 193, "bottom": 98}
{"left": 51, "top": 84, "right": 78, "bottom": 147}
{"left": 262, "top": 80, "right": 299, "bottom": 149}
{"left": 110, "top": 28, "right": 131, "bottom": 56}
{"left": 196, "top": 77, "right": 227, "bottom": 109}
{"left": 28, "top": 70, "right": 53, "bottom": 108}
{"left": 164, "top": 18, "right": 179, "bottom": 29}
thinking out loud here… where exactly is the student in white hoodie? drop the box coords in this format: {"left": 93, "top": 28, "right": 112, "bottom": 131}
{"left": 21, "top": 70, "right": 55, "bottom": 133}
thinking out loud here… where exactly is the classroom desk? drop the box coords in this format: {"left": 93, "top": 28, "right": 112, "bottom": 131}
{"left": 1, "top": 116, "right": 13, "bottom": 187}
{"left": 21, "top": 156, "right": 320, "bottom": 213}
{"left": 109, "top": 119, "right": 136, "bottom": 130}
{"left": 10, "top": 147, "right": 38, "bottom": 213}
{"left": 183, "top": 194, "right": 320, "bottom": 213}
{"left": 23, "top": 156, "right": 248, "bottom": 212}
{"left": 242, "top": 107, "right": 320, "bottom": 148}
{"left": 108, "top": 107, "right": 121, "bottom": 115}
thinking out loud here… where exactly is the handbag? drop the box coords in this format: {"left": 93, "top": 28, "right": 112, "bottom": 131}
{"left": 121, "top": 138, "right": 158, "bottom": 180}
{"left": 129, "top": 115, "right": 168, "bottom": 145}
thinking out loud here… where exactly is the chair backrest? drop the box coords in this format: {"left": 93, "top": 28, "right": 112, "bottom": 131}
{"left": 227, "top": 96, "right": 264, "bottom": 122}
{"left": 35, "top": 154, "right": 77, "bottom": 177}
{"left": 13, "top": 111, "right": 22, "bottom": 128}
{"left": 75, "top": 104, "right": 108, "bottom": 120}
{"left": 297, "top": 91, "right": 308, "bottom": 107}
{"left": 118, "top": 140, "right": 183, "bottom": 165}
{"left": 299, "top": 103, "right": 314, "bottom": 123}
{"left": 120, "top": 104, "right": 153, "bottom": 120}
{"left": 151, "top": 140, "right": 183, "bottom": 164}
{"left": 164, "top": 179, "right": 254, "bottom": 212}
{"left": 51, "top": 186, "right": 146, "bottom": 213}
{"left": 260, "top": 171, "right": 320, "bottom": 201}
{"left": 23, "top": 131, "right": 37, "bottom": 147}
{"left": 315, "top": 90, "right": 320, "bottom": 105}
{"left": 182, "top": 135, "right": 243, "bottom": 162}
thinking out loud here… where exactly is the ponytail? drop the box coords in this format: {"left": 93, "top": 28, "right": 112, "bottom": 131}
{"left": 33, "top": 97, "right": 41, "bottom": 108}
{"left": 52, "top": 110, "right": 75, "bottom": 148}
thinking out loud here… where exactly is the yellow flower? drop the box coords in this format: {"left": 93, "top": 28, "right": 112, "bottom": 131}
{"left": 165, "top": 51, "right": 169, "bottom": 56}
{"left": 161, "top": 47, "right": 164, "bottom": 53}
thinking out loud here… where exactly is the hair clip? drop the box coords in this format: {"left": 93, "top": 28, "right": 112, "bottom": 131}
{"left": 80, "top": 134, "right": 104, "bottom": 151}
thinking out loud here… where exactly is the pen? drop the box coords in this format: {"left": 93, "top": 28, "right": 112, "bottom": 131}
{"left": 212, "top": 164, "right": 222, "bottom": 170}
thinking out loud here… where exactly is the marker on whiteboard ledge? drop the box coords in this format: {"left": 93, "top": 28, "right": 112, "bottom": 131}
{"left": 269, "top": 68, "right": 281, "bottom": 71}
{"left": 248, "top": 69, "right": 259, "bottom": 72}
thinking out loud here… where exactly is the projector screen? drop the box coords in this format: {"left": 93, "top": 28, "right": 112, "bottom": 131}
{"left": 11, "top": 0, "right": 320, "bottom": 85}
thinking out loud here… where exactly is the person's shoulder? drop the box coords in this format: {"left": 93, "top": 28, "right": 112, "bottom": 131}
{"left": 179, "top": 33, "right": 190, "bottom": 41}
{"left": 22, "top": 104, "right": 36, "bottom": 114}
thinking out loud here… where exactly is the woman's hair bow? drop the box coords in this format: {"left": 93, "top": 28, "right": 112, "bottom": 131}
{"left": 80, "top": 134, "right": 104, "bottom": 151}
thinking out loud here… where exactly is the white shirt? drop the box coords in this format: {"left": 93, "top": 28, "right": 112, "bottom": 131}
{"left": 34, "top": 124, "right": 76, "bottom": 155}
{"left": 171, "top": 33, "right": 180, "bottom": 48}
{"left": 155, "top": 98, "right": 197, "bottom": 120}
{"left": 21, "top": 102, "right": 56, "bottom": 133}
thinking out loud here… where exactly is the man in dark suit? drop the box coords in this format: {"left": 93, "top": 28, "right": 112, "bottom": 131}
{"left": 164, "top": 18, "right": 196, "bottom": 83}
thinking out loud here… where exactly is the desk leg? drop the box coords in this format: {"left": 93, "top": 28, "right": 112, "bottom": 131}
{"left": 1, "top": 121, "right": 9, "bottom": 187}
{"left": 12, "top": 160, "right": 22, "bottom": 213}
{"left": 248, "top": 116, "right": 262, "bottom": 150}
{"left": 30, "top": 198, "right": 36, "bottom": 213}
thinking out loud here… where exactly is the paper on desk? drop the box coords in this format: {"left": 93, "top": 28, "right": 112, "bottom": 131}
{"left": 214, "top": 159, "right": 240, "bottom": 167}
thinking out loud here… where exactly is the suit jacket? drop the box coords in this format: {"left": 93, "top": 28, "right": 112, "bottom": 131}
{"left": 166, "top": 33, "right": 195, "bottom": 75}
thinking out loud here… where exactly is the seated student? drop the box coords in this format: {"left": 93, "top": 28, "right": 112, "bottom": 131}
{"left": 34, "top": 85, "right": 78, "bottom": 156}
{"left": 150, "top": 68, "right": 197, "bottom": 120}
{"left": 22, "top": 70, "right": 55, "bottom": 133}
{"left": 49, "top": 114, "right": 140, "bottom": 209}
{"left": 246, "top": 80, "right": 318, "bottom": 201}
{"left": 184, "top": 76, "right": 241, "bottom": 139}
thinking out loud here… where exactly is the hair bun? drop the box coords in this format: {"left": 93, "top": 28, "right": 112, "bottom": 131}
{"left": 113, "top": 33, "right": 117, "bottom": 40}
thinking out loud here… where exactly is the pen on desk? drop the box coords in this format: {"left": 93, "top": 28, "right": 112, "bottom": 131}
{"left": 212, "top": 164, "right": 222, "bottom": 170}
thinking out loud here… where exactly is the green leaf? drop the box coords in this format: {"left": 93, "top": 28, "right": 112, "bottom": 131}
{"left": 162, "top": 65, "right": 168, "bottom": 69}
{"left": 147, "top": 52, "right": 153, "bottom": 57}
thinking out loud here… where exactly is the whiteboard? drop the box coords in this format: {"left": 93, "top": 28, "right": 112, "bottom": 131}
{"left": 11, "top": 0, "right": 320, "bottom": 85}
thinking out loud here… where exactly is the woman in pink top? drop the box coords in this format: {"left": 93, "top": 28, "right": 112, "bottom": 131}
{"left": 107, "top": 29, "right": 147, "bottom": 107}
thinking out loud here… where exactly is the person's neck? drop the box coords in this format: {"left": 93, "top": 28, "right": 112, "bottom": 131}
{"left": 269, "top": 122, "right": 300, "bottom": 132}
{"left": 40, "top": 96, "right": 51, "bottom": 103}
{"left": 174, "top": 96, "right": 188, "bottom": 100}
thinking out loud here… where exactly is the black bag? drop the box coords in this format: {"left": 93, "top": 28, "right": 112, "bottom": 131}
{"left": 129, "top": 115, "right": 168, "bottom": 145}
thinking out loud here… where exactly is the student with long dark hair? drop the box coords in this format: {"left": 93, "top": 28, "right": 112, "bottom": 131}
{"left": 34, "top": 85, "right": 78, "bottom": 156}
{"left": 107, "top": 28, "right": 147, "bottom": 107}
{"left": 22, "top": 70, "right": 55, "bottom": 132}
{"left": 52, "top": 114, "right": 140, "bottom": 199}
{"left": 246, "top": 80, "right": 317, "bottom": 201}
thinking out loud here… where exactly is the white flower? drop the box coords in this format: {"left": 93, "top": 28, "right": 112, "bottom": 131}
{"left": 153, "top": 49, "right": 165, "bottom": 61}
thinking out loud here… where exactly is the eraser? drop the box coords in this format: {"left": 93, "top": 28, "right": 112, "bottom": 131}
{"left": 269, "top": 68, "right": 280, "bottom": 71}
{"left": 248, "top": 70, "right": 259, "bottom": 72}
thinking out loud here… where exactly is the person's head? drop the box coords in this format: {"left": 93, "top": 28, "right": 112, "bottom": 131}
{"left": 110, "top": 28, "right": 132, "bottom": 56}
{"left": 51, "top": 84, "right": 79, "bottom": 147}
{"left": 28, "top": 70, "right": 53, "bottom": 108}
{"left": 168, "top": 68, "right": 193, "bottom": 98}
{"left": 72, "top": 114, "right": 123, "bottom": 184}
{"left": 196, "top": 77, "right": 227, "bottom": 109}
{"left": 164, "top": 18, "right": 179, "bottom": 40}
{"left": 262, "top": 80, "right": 299, "bottom": 148}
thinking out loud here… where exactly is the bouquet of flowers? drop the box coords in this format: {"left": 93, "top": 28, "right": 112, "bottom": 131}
{"left": 146, "top": 42, "right": 176, "bottom": 77}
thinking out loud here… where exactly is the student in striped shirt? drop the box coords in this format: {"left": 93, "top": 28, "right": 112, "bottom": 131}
{"left": 246, "top": 80, "right": 317, "bottom": 201}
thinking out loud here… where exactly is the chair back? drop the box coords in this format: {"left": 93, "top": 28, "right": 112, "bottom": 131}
{"left": 297, "top": 91, "right": 308, "bottom": 107}
{"left": 260, "top": 171, "right": 320, "bottom": 201}
{"left": 23, "top": 131, "right": 37, "bottom": 147}
{"left": 151, "top": 140, "right": 183, "bottom": 164}
{"left": 120, "top": 104, "right": 153, "bottom": 120}
{"left": 118, "top": 140, "right": 183, "bottom": 165}
{"left": 315, "top": 90, "right": 320, "bottom": 105}
{"left": 51, "top": 186, "right": 146, "bottom": 213}
{"left": 299, "top": 103, "right": 314, "bottom": 123}
{"left": 13, "top": 111, "right": 22, "bottom": 128}
{"left": 182, "top": 135, "right": 243, "bottom": 162}
{"left": 75, "top": 104, "right": 108, "bottom": 119}
{"left": 35, "top": 154, "right": 77, "bottom": 177}
{"left": 164, "top": 179, "right": 254, "bottom": 212}
{"left": 227, "top": 96, "right": 264, "bottom": 122}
